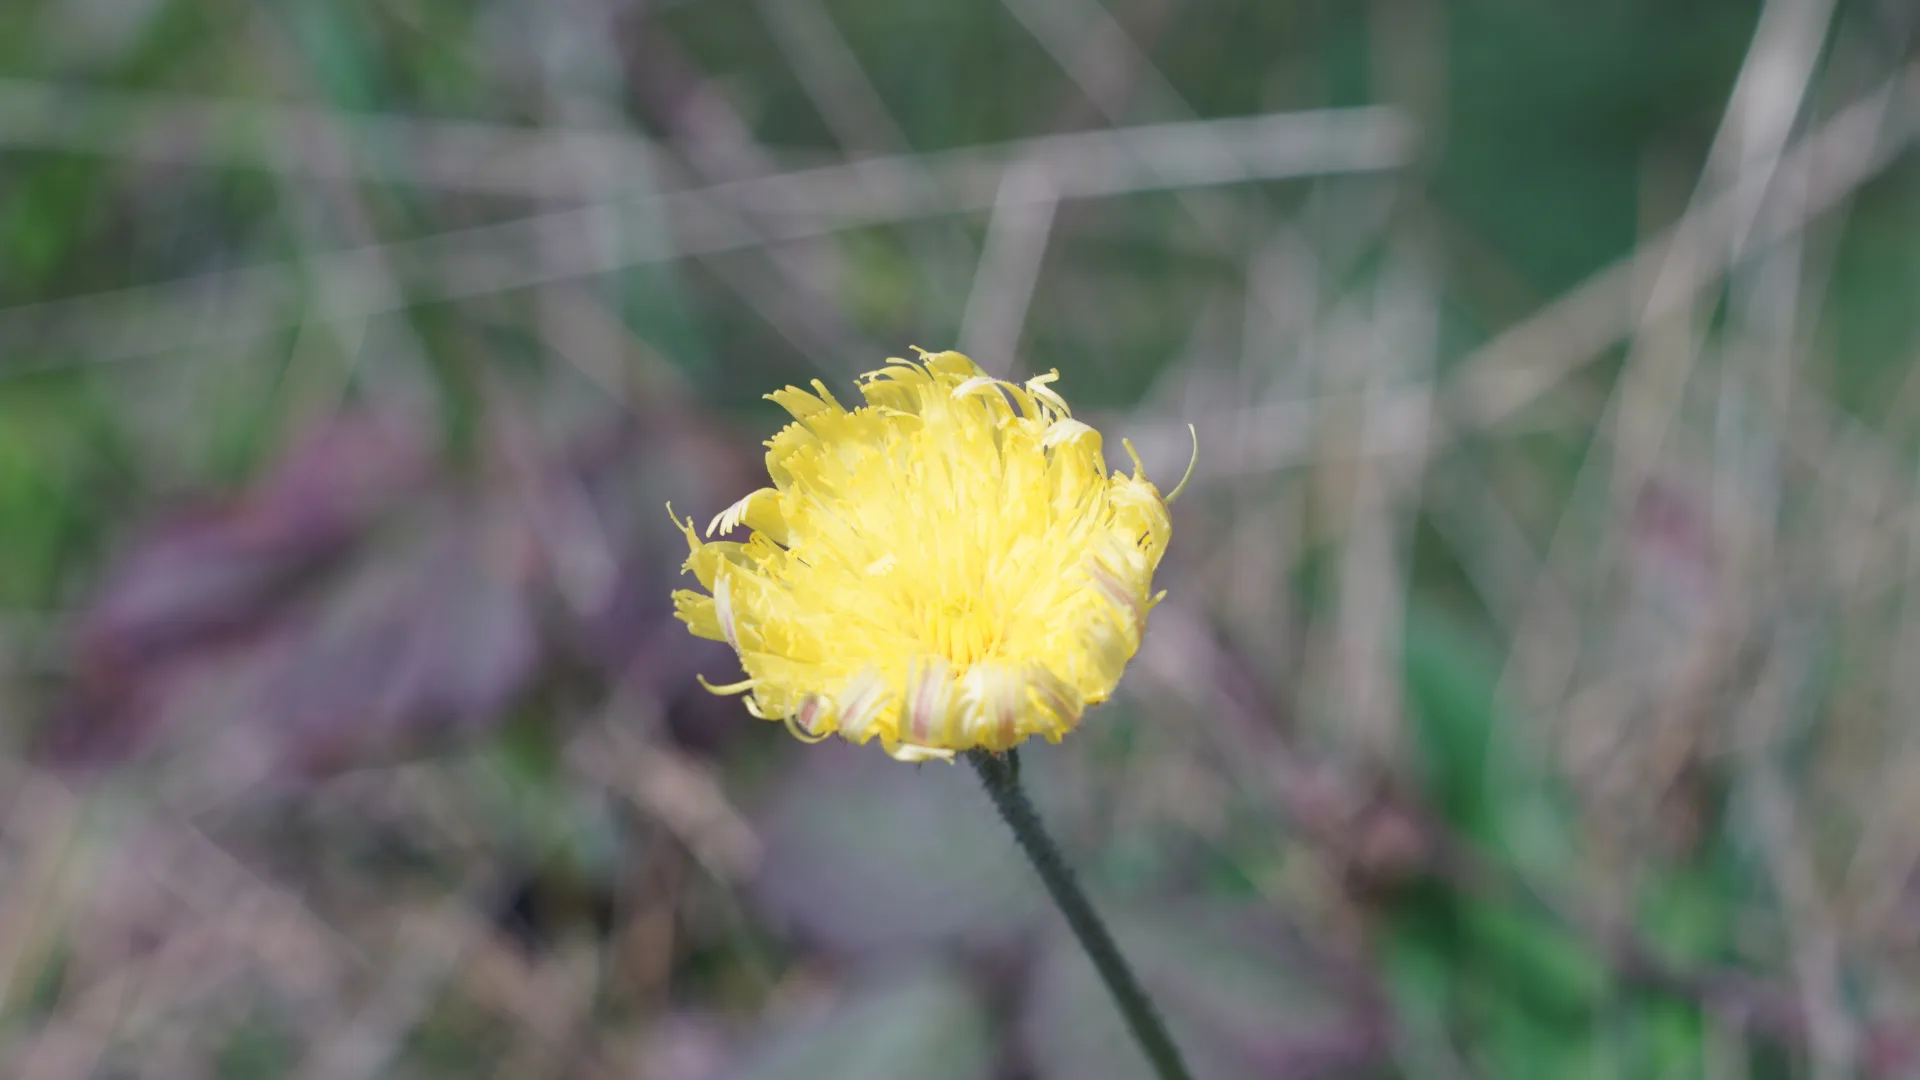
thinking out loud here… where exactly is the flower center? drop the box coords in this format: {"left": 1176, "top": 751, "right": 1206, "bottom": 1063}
{"left": 917, "top": 594, "right": 1004, "bottom": 669}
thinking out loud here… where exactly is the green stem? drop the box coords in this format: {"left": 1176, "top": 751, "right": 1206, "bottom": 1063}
{"left": 968, "top": 749, "right": 1194, "bottom": 1080}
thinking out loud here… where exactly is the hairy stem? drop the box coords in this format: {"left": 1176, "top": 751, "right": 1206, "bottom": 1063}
{"left": 968, "top": 748, "right": 1193, "bottom": 1080}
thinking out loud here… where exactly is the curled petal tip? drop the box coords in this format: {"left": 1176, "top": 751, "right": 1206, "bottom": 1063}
{"left": 697, "top": 674, "right": 757, "bottom": 696}
{"left": 783, "top": 713, "right": 831, "bottom": 743}
{"left": 1166, "top": 423, "right": 1199, "bottom": 503}
{"left": 952, "top": 374, "right": 1000, "bottom": 401}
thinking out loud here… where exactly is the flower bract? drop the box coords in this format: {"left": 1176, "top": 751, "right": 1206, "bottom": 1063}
{"left": 671, "top": 349, "right": 1181, "bottom": 762}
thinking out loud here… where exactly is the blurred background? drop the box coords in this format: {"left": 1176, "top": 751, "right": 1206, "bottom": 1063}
{"left": 3, "top": 0, "right": 1920, "bottom": 1076}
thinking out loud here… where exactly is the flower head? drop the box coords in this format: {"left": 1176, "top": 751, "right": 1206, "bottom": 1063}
{"left": 672, "top": 349, "right": 1186, "bottom": 762}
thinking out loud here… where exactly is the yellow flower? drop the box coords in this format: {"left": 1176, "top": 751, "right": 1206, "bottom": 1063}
{"left": 671, "top": 349, "right": 1190, "bottom": 762}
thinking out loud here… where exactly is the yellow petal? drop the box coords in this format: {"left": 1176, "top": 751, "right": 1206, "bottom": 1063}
{"left": 884, "top": 740, "right": 958, "bottom": 763}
